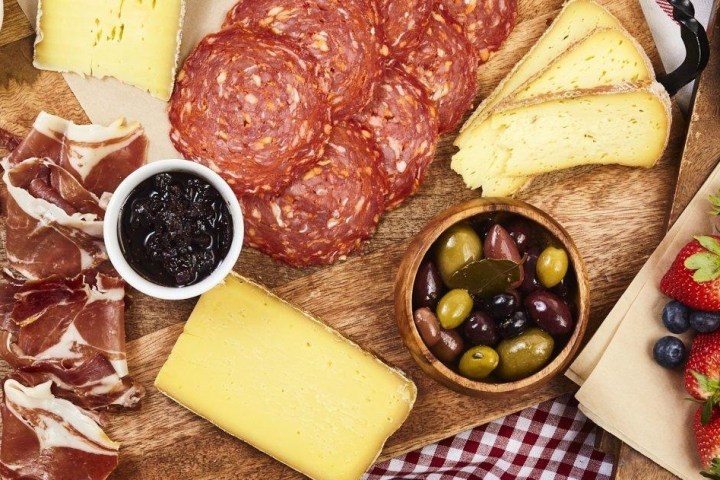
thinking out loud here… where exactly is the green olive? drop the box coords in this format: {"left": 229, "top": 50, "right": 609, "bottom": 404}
{"left": 536, "top": 246, "right": 569, "bottom": 288}
{"left": 436, "top": 289, "right": 473, "bottom": 329}
{"left": 495, "top": 328, "right": 554, "bottom": 381}
{"left": 434, "top": 223, "right": 482, "bottom": 285}
{"left": 458, "top": 346, "right": 499, "bottom": 380}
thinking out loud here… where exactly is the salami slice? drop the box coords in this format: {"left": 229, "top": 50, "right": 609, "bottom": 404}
{"left": 439, "top": 0, "right": 518, "bottom": 60}
{"left": 242, "top": 120, "right": 386, "bottom": 267}
{"left": 169, "top": 27, "right": 331, "bottom": 195}
{"left": 353, "top": 66, "right": 439, "bottom": 210}
{"left": 377, "top": 0, "right": 433, "bottom": 56}
{"left": 224, "top": 0, "right": 382, "bottom": 120}
{"left": 398, "top": 11, "right": 480, "bottom": 134}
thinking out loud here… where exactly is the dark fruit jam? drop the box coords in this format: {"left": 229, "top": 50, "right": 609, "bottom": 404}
{"left": 119, "top": 172, "right": 233, "bottom": 287}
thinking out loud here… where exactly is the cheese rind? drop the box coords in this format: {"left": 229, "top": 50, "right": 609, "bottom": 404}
{"left": 33, "top": 0, "right": 185, "bottom": 101}
{"left": 155, "top": 273, "right": 417, "bottom": 480}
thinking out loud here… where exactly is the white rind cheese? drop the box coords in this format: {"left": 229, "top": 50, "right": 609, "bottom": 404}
{"left": 155, "top": 273, "right": 417, "bottom": 480}
{"left": 33, "top": 0, "right": 185, "bottom": 101}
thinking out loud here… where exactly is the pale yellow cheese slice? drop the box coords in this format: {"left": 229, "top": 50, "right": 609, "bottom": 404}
{"left": 461, "top": 0, "right": 623, "bottom": 131}
{"left": 451, "top": 83, "right": 671, "bottom": 188}
{"left": 454, "top": 0, "right": 659, "bottom": 197}
{"left": 155, "top": 273, "right": 417, "bottom": 480}
{"left": 34, "top": 0, "right": 185, "bottom": 101}
{"left": 509, "top": 28, "right": 654, "bottom": 102}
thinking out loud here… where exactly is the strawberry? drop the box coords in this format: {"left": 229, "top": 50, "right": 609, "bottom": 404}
{"left": 686, "top": 330, "right": 720, "bottom": 415}
{"left": 660, "top": 236, "right": 720, "bottom": 312}
{"left": 693, "top": 406, "right": 720, "bottom": 478}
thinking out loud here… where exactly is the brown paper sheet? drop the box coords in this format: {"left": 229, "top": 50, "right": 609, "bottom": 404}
{"left": 569, "top": 161, "right": 720, "bottom": 479}
{"left": 16, "top": 0, "right": 238, "bottom": 162}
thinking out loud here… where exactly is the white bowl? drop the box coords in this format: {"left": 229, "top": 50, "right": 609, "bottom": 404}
{"left": 104, "top": 159, "right": 244, "bottom": 300}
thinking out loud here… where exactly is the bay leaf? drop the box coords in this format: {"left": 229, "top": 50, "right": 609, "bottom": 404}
{"left": 447, "top": 259, "right": 521, "bottom": 298}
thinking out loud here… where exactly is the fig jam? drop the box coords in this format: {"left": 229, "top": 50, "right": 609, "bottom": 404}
{"left": 119, "top": 172, "right": 232, "bottom": 287}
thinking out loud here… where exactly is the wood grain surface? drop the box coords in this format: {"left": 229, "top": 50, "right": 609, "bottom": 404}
{"left": 0, "top": 0, "right": 31, "bottom": 48}
{"left": 0, "top": 0, "right": 696, "bottom": 478}
{"left": 611, "top": 7, "right": 720, "bottom": 480}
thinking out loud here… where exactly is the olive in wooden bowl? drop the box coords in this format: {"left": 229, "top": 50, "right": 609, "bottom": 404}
{"left": 395, "top": 198, "right": 589, "bottom": 398}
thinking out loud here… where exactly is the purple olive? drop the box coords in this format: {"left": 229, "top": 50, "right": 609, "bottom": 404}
{"left": 519, "top": 247, "right": 542, "bottom": 294}
{"left": 524, "top": 290, "right": 574, "bottom": 336}
{"left": 413, "top": 259, "right": 446, "bottom": 310}
{"left": 484, "top": 224, "right": 522, "bottom": 263}
{"left": 505, "top": 219, "right": 535, "bottom": 255}
{"left": 462, "top": 311, "right": 499, "bottom": 346}
{"left": 431, "top": 329, "right": 465, "bottom": 363}
{"left": 551, "top": 274, "right": 576, "bottom": 300}
{"left": 484, "top": 224, "right": 524, "bottom": 287}
{"left": 414, "top": 308, "right": 441, "bottom": 347}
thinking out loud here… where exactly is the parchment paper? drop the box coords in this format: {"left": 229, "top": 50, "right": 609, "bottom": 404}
{"left": 569, "top": 162, "right": 720, "bottom": 384}
{"left": 569, "top": 161, "right": 720, "bottom": 479}
{"left": 16, "top": 0, "right": 238, "bottom": 162}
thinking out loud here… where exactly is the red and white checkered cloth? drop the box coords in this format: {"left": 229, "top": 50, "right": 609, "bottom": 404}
{"left": 366, "top": 394, "right": 613, "bottom": 480}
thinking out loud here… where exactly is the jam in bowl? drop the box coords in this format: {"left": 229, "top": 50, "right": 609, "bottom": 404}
{"left": 104, "top": 159, "right": 243, "bottom": 300}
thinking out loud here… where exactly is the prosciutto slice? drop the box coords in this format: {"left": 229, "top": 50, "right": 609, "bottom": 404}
{"left": 2, "top": 158, "right": 106, "bottom": 279}
{"left": 7, "top": 111, "right": 147, "bottom": 197}
{"left": 0, "top": 272, "right": 144, "bottom": 410}
{"left": 0, "top": 378, "right": 119, "bottom": 480}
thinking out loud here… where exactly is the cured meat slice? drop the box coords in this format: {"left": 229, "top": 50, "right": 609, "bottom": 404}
{"left": 0, "top": 379, "right": 119, "bottom": 480}
{"left": 242, "top": 120, "right": 386, "bottom": 267}
{"left": 398, "top": 11, "right": 480, "bottom": 133}
{"left": 169, "top": 27, "right": 331, "bottom": 195}
{"left": 2, "top": 158, "right": 106, "bottom": 279}
{"left": 8, "top": 112, "right": 147, "bottom": 197}
{"left": 0, "top": 272, "right": 144, "bottom": 410}
{"left": 353, "top": 66, "right": 439, "bottom": 210}
{"left": 439, "top": 0, "right": 518, "bottom": 60}
{"left": 377, "top": 0, "right": 433, "bottom": 56}
{"left": 0, "top": 126, "right": 22, "bottom": 155}
{"left": 224, "top": 0, "right": 382, "bottom": 120}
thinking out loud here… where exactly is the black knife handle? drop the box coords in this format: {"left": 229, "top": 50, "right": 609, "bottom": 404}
{"left": 657, "top": 0, "right": 710, "bottom": 96}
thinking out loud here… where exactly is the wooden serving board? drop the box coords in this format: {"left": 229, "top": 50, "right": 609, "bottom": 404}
{"left": 0, "top": 0, "right": 691, "bottom": 477}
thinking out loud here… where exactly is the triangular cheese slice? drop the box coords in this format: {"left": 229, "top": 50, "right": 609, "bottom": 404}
{"left": 461, "top": 0, "right": 623, "bottom": 131}
{"left": 451, "top": 83, "right": 671, "bottom": 192}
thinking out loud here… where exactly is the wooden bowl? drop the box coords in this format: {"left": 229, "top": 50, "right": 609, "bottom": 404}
{"left": 395, "top": 197, "right": 589, "bottom": 398}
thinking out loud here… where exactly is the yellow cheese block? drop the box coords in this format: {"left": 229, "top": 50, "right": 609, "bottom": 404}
{"left": 451, "top": 83, "right": 671, "bottom": 188}
{"left": 155, "top": 273, "right": 417, "bottom": 480}
{"left": 34, "top": 0, "right": 185, "bottom": 101}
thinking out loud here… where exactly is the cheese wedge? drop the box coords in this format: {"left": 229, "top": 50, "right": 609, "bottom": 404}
{"left": 461, "top": 0, "right": 623, "bottom": 131}
{"left": 33, "top": 0, "right": 185, "bottom": 101}
{"left": 155, "top": 273, "right": 417, "bottom": 480}
{"left": 464, "top": 27, "right": 656, "bottom": 196}
{"left": 451, "top": 83, "right": 671, "bottom": 188}
{"left": 509, "top": 28, "right": 653, "bottom": 102}
{"left": 454, "top": 0, "right": 661, "bottom": 196}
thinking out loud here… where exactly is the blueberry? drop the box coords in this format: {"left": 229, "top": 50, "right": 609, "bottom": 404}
{"left": 662, "top": 300, "right": 690, "bottom": 334}
{"left": 653, "top": 336, "right": 687, "bottom": 369}
{"left": 690, "top": 311, "right": 720, "bottom": 333}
